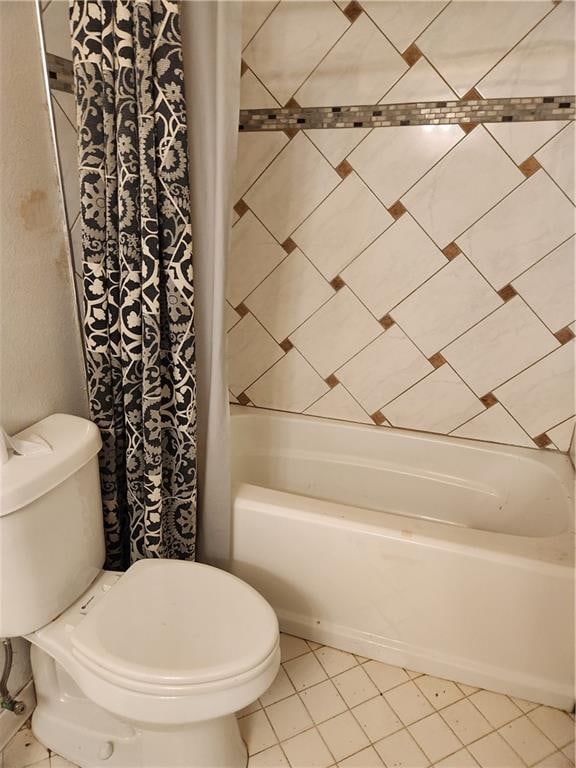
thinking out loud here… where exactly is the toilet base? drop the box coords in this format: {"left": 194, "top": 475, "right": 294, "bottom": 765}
{"left": 31, "top": 648, "right": 248, "bottom": 768}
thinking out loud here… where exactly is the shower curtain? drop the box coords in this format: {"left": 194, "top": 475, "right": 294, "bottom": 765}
{"left": 70, "top": 0, "right": 198, "bottom": 569}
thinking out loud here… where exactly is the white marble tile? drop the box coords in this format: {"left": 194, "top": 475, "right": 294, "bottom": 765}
{"left": 384, "top": 365, "right": 483, "bottom": 433}
{"left": 337, "top": 326, "right": 432, "bottom": 414}
{"left": 391, "top": 255, "right": 502, "bottom": 357}
{"left": 240, "top": 69, "right": 279, "bottom": 109}
{"left": 485, "top": 121, "right": 569, "bottom": 165}
{"left": 374, "top": 729, "right": 429, "bottom": 768}
{"left": 281, "top": 728, "right": 333, "bottom": 768}
{"left": 513, "top": 237, "right": 575, "bottom": 333}
{"left": 246, "top": 349, "right": 329, "bottom": 412}
{"left": 479, "top": 3, "right": 575, "bottom": 98}
{"left": 495, "top": 342, "right": 575, "bottom": 438}
{"left": 227, "top": 314, "right": 283, "bottom": 395}
{"left": 305, "top": 385, "right": 371, "bottom": 425}
{"left": 296, "top": 14, "right": 408, "bottom": 107}
{"left": 468, "top": 733, "right": 524, "bottom": 768}
{"left": 535, "top": 123, "right": 575, "bottom": 203}
{"left": 265, "top": 694, "right": 314, "bottom": 741}
{"left": 318, "top": 711, "right": 370, "bottom": 762}
{"left": 299, "top": 680, "right": 348, "bottom": 724}
{"left": 451, "top": 404, "right": 534, "bottom": 449}
{"left": 441, "top": 699, "right": 493, "bottom": 745}
{"left": 225, "top": 302, "right": 241, "bottom": 332}
{"left": 403, "top": 127, "right": 524, "bottom": 248}
{"left": 41, "top": 0, "right": 73, "bottom": 58}
{"left": 444, "top": 298, "right": 559, "bottom": 396}
{"left": 362, "top": 1, "right": 448, "bottom": 54}
{"left": 342, "top": 214, "right": 446, "bottom": 319}
{"left": 499, "top": 716, "right": 556, "bottom": 765}
{"left": 245, "top": 249, "right": 333, "bottom": 341}
{"left": 242, "top": 1, "right": 279, "bottom": 50}
{"left": 408, "top": 713, "right": 462, "bottom": 764}
{"left": 458, "top": 171, "right": 575, "bottom": 289}
{"left": 290, "top": 288, "right": 383, "bottom": 378}
{"left": 305, "top": 128, "right": 372, "bottom": 167}
{"left": 547, "top": 418, "right": 575, "bottom": 452}
{"left": 380, "top": 57, "right": 457, "bottom": 105}
{"left": 293, "top": 173, "right": 393, "bottom": 279}
{"left": 418, "top": 1, "right": 551, "bottom": 96}
{"left": 227, "top": 211, "right": 286, "bottom": 307}
{"left": 245, "top": 133, "right": 341, "bottom": 244}
{"left": 352, "top": 697, "right": 403, "bottom": 743}
{"left": 243, "top": 0, "right": 349, "bottom": 105}
{"left": 52, "top": 98, "right": 80, "bottom": 225}
{"left": 350, "top": 124, "right": 463, "bottom": 208}
{"left": 53, "top": 91, "right": 77, "bottom": 129}
{"left": 234, "top": 132, "right": 289, "bottom": 202}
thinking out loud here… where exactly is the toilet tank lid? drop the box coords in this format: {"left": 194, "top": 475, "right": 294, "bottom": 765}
{"left": 0, "top": 415, "right": 102, "bottom": 517}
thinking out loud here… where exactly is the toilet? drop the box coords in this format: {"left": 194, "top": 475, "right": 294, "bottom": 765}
{"left": 0, "top": 414, "right": 280, "bottom": 767}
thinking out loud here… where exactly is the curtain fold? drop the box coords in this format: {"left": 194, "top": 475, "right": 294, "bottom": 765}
{"left": 70, "top": 0, "right": 197, "bottom": 569}
{"left": 180, "top": 1, "right": 242, "bottom": 567}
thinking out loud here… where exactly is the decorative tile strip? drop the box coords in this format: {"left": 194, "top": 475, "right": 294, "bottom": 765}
{"left": 46, "top": 53, "right": 74, "bottom": 94}
{"left": 239, "top": 96, "right": 575, "bottom": 131}
{"left": 46, "top": 54, "right": 574, "bottom": 130}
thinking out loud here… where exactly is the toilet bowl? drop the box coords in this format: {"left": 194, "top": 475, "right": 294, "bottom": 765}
{"left": 0, "top": 415, "right": 280, "bottom": 767}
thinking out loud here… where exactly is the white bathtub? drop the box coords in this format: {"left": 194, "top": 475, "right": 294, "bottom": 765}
{"left": 229, "top": 407, "right": 575, "bottom": 710}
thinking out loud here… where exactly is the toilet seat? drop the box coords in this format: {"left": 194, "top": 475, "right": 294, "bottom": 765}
{"left": 31, "top": 561, "right": 280, "bottom": 724}
{"left": 71, "top": 559, "right": 279, "bottom": 691}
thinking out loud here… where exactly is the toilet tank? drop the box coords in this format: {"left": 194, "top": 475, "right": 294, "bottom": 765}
{"left": 0, "top": 415, "right": 105, "bottom": 637}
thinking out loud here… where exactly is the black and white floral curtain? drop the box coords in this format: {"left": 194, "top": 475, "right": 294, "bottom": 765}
{"left": 70, "top": 0, "right": 197, "bottom": 570}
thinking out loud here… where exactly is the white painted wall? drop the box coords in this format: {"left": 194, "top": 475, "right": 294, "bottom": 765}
{"left": 0, "top": 0, "right": 88, "bottom": 726}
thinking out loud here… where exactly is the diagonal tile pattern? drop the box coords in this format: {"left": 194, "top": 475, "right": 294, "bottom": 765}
{"left": 5, "top": 632, "right": 574, "bottom": 768}
{"left": 230, "top": 0, "right": 575, "bottom": 451}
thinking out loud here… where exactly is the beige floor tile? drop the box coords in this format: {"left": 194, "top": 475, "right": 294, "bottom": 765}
{"left": 315, "top": 647, "right": 359, "bottom": 678}
{"left": 2, "top": 728, "right": 49, "bottom": 768}
{"left": 248, "top": 744, "right": 290, "bottom": 768}
{"left": 441, "top": 699, "right": 493, "bottom": 745}
{"left": 338, "top": 745, "right": 384, "bottom": 767}
{"left": 468, "top": 732, "right": 524, "bottom": 767}
{"left": 332, "top": 666, "right": 380, "bottom": 708}
{"left": 534, "top": 752, "right": 575, "bottom": 768}
{"left": 239, "top": 710, "right": 279, "bottom": 756}
{"left": 435, "top": 748, "right": 479, "bottom": 767}
{"left": 352, "top": 696, "right": 403, "bottom": 742}
{"left": 468, "top": 691, "right": 522, "bottom": 730}
{"left": 499, "top": 716, "right": 556, "bottom": 765}
{"left": 319, "top": 712, "right": 371, "bottom": 763}
{"left": 384, "top": 681, "right": 435, "bottom": 726}
{"left": 300, "top": 680, "right": 349, "bottom": 725}
{"left": 266, "top": 695, "right": 314, "bottom": 741}
{"left": 363, "top": 660, "right": 410, "bottom": 694}
{"left": 280, "top": 633, "right": 310, "bottom": 663}
{"left": 414, "top": 675, "right": 465, "bottom": 710}
{"left": 409, "top": 712, "right": 462, "bottom": 763}
{"left": 374, "top": 729, "right": 429, "bottom": 768}
{"left": 284, "top": 653, "right": 329, "bottom": 692}
{"left": 282, "top": 728, "right": 334, "bottom": 768}
{"left": 260, "top": 666, "right": 297, "bottom": 707}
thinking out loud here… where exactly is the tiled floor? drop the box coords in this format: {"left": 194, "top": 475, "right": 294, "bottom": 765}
{"left": 2, "top": 634, "right": 574, "bottom": 768}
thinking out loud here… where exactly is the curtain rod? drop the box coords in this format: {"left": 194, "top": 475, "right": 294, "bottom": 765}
{"left": 47, "top": 54, "right": 574, "bottom": 132}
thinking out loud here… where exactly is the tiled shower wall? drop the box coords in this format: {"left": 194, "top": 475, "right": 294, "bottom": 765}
{"left": 227, "top": 0, "right": 576, "bottom": 452}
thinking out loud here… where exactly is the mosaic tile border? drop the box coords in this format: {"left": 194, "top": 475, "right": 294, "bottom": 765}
{"left": 239, "top": 95, "right": 575, "bottom": 132}
{"left": 46, "top": 56, "right": 574, "bottom": 130}
{"left": 46, "top": 53, "right": 74, "bottom": 94}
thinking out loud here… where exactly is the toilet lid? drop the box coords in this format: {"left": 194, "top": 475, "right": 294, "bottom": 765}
{"left": 71, "top": 560, "right": 279, "bottom": 687}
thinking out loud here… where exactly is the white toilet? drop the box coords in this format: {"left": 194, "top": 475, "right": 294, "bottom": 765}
{"left": 0, "top": 414, "right": 280, "bottom": 768}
